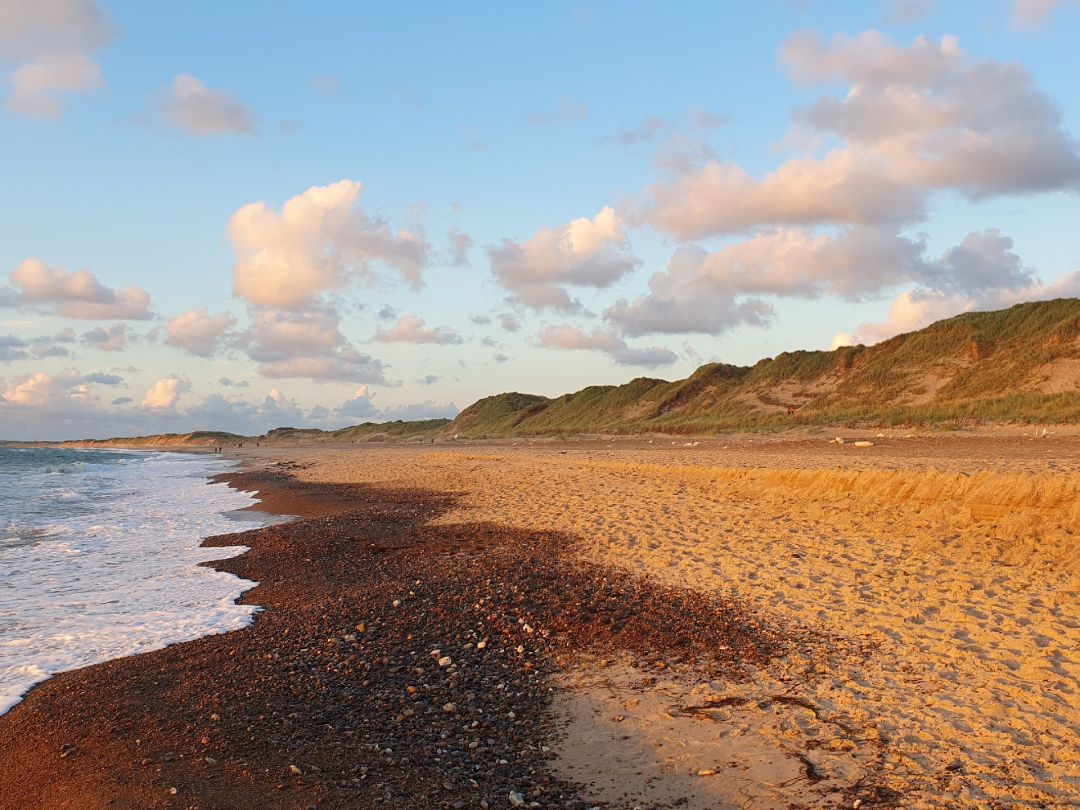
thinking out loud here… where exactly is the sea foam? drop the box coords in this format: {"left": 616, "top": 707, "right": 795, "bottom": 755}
{"left": 0, "top": 449, "right": 269, "bottom": 714}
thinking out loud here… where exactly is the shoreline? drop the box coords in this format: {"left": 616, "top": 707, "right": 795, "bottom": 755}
{"left": 0, "top": 463, "right": 824, "bottom": 809}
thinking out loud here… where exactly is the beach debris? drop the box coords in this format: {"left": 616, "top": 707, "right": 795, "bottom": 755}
{"left": 697, "top": 768, "right": 717, "bottom": 777}
{"left": 853, "top": 441, "right": 874, "bottom": 447}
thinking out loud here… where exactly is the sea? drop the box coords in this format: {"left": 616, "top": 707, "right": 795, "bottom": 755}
{"left": 0, "top": 447, "right": 271, "bottom": 714}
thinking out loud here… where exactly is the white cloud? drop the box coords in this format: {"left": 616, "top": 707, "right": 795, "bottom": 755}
{"left": 641, "top": 150, "right": 921, "bottom": 239}
{"left": 639, "top": 32, "right": 1080, "bottom": 240}
{"left": 7, "top": 51, "right": 101, "bottom": 118}
{"left": 160, "top": 73, "right": 255, "bottom": 136}
{"left": 606, "top": 245, "right": 776, "bottom": 336}
{"left": 537, "top": 324, "right": 678, "bottom": 368}
{"left": 0, "top": 0, "right": 111, "bottom": 118}
{"left": 164, "top": 308, "right": 237, "bottom": 357}
{"left": 141, "top": 376, "right": 192, "bottom": 411}
{"left": 80, "top": 323, "right": 130, "bottom": 352}
{"left": 607, "top": 226, "right": 1041, "bottom": 337}
{"left": 229, "top": 180, "right": 429, "bottom": 309}
{"left": 373, "top": 314, "right": 462, "bottom": 345}
{"left": 489, "top": 206, "right": 641, "bottom": 310}
{"left": 7, "top": 258, "right": 152, "bottom": 319}
{"left": 241, "top": 307, "right": 388, "bottom": 384}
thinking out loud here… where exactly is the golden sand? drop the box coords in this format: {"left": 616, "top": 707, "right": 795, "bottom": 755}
{"left": 244, "top": 434, "right": 1080, "bottom": 807}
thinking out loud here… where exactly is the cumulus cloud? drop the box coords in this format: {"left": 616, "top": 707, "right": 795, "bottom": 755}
{"left": 784, "top": 32, "right": 1080, "bottom": 196}
{"left": 640, "top": 32, "right": 1080, "bottom": 240}
{"left": 537, "top": 324, "right": 678, "bottom": 368}
{"left": 606, "top": 245, "right": 776, "bottom": 336}
{"left": 164, "top": 308, "right": 237, "bottom": 357}
{"left": 489, "top": 207, "right": 641, "bottom": 310}
{"left": 373, "top": 315, "right": 462, "bottom": 345}
{"left": 141, "top": 376, "right": 192, "bottom": 412}
{"left": 241, "top": 307, "right": 388, "bottom": 384}
{"left": 6, "top": 258, "right": 152, "bottom": 319}
{"left": 81, "top": 322, "right": 131, "bottom": 351}
{"left": 641, "top": 150, "right": 920, "bottom": 239}
{"left": 608, "top": 226, "right": 1042, "bottom": 337}
{"left": 0, "top": 0, "right": 111, "bottom": 118}
{"left": 159, "top": 73, "right": 255, "bottom": 136}
{"left": 229, "top": 180, "right": 429, "bottom": 308}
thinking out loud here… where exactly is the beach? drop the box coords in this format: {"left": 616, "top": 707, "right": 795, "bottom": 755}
{"left": 1, "top": 433, "right": 1078, "bottom": 808}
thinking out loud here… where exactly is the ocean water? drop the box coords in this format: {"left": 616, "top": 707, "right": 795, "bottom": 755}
{"left": 0, "top": 448, "right": 270, "bottom": 714}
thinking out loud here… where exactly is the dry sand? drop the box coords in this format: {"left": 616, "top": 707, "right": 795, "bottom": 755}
{"left": 236, "top": 433, "right": 1080, "bottom": 808}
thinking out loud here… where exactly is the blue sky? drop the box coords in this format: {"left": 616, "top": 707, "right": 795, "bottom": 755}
{"left": 1, "top": 0, "right": 1079, "bottom": 439}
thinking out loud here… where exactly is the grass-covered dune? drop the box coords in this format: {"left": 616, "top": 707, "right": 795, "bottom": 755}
{"left": 447, "top": 298, "right": 1080, "bottom": 436}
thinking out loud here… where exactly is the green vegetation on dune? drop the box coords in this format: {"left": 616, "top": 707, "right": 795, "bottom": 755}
{"left": 446, "top": 298, "right": 1080, "bottom": 436}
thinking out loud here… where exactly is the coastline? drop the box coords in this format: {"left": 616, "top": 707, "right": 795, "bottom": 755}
{"left": 0, "top": 460, "right": 817, "bottom": 809}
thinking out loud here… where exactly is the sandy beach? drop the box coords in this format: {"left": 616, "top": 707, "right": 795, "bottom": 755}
{"left": 2, "top": 433, "right": 1078, "bottom": 808}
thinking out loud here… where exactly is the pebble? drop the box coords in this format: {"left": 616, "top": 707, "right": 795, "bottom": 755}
{"left": 438, "top": 656, "right": 453, "bottom": 667}
{"left": 509, "top": 791, "right": 526, "bottom": 807}
{"left": 289, "top": 764, "right": 302, "bottom": 775}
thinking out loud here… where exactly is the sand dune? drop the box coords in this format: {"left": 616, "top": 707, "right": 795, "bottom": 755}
{"left": 249, "top": 435, "right": 1080, "bottom": 807}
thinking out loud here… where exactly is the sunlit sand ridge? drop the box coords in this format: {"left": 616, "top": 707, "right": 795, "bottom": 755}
{"left": 260, "top": 435, "right": 1080, "bottom": 807}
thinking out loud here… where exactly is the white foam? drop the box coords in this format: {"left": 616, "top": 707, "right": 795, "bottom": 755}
{"left": 0, "top": 451, "right": 272, "bottom": 715}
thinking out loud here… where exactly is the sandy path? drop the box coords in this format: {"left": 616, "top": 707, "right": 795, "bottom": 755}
{"left": 250, "top": 435, "right": 1080, "bottom": 807}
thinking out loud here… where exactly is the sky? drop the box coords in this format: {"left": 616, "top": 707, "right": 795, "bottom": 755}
{"left": 1, "top": 0, "right": 1079, "bottom": 440}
